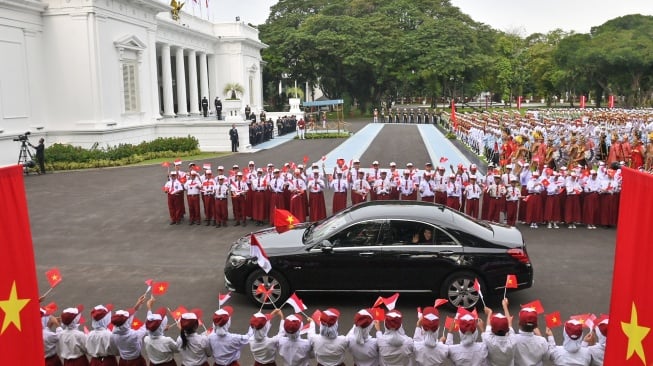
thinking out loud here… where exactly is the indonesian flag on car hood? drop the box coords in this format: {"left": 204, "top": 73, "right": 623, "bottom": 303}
{"left": 250, "top": 234, "right": 272, "bottom": 273}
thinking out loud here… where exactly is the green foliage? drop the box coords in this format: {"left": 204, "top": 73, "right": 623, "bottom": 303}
{"left": 45, "top": 136, "right": 199, "bottom": 171}
{"left": 302, "top": 132, "right": 351, "bottom": 139}
{"left": 223, "top": 83, "right": 245, "bottom": 99}
{"left": 445, "top": 132, "right": 457, "bottom": 140}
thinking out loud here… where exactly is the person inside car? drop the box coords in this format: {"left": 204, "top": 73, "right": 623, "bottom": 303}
{"left": 411, "top": 228, "right": 433, "bottom": 244}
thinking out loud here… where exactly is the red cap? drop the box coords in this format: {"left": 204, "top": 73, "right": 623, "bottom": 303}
{"left": 145, "top": 307, "right": 167, "bottom": 332}
{"left": 490, "top": 313, "right": 509, "bottom": 334}
{"left": 91, "top": 304, "right": 112, "bottom": 321}
{"left": 519, "top": 308, "right": 538, "bottom": 326}
{"left": 111, "top": 308, "right": 135, "bottom": 326}
{"left": 597, "top": 316, "right": 609, "bottom": 336}
{"left": 421, "top": 307, "right": 440, "bottom": 332}
{"left": 565, "top": 319, "right": 583, "bottom": 340}
{"left": 249, "top": 312, "right": 271, "bottom": 330}
{"left": 212, "top": 306, "right": 233, "bottom": 326}
{"left": 354, "top": 309, "right": 373, "bottom": 328}
{"left": 320, "top": 308, "right": 340, "bottom": 326}
{"left": 458, "top": 314, "right": 477, "bottom": 334}
{"left": 61, "top": 305, "right": 83, "bottom": 325}
{"left": 180, "top": 312, "right": 199, "bottom": 330}
{"left": 284, "top": 314, "right": 302, "bottom": 334}
{"left": 384, "top": 310, "right": 403, "bottom": 330}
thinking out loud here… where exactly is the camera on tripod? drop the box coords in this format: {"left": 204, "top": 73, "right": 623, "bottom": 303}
{"left": 13, "top": 131, "right": 31, "bottom": 142}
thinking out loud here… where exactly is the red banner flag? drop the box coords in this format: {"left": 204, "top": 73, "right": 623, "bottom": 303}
{"left": 152, "top": 282, "right": 169, "bottom": 296}
{"left": 605, "top": 168, "right": 653, "bottom": 364}
{"left": 45, "top": 268, "right": 62, "bottom": 288}
{"left": 517, "top": 96, "right": 522, "bottom": 110}
{"left": 0, "top": 166, "right": 44, "bottom": 364}
{"left": 545, "top": 311, "right": 563, "bottom": 328}
{"left": 445, "top": 316, "right": 459, "bottom": 331}
{"left": 131, "top": 317, "right": 143, "bottom": 330}
{"left": 580, "top": 95, "right": 586, "bottom": 109}
{"left": 371, "top": 307, "right": 385, "bottom": 321}
{"left": 274, "top": 209, "right": 299, "bottom": 234}
{"left": 434, "top": 298, "right": 448, "bottom": 308}
{"left": 521, "top": 299, "right": 545, "bottom": 314}
{"left": 161, "top": 161, "right": 170, "bottom": 168}
{"left": 505, "top": 274, "right": 518, "bottom": 289}
{"left": 608, "top": 95, "right": 615, "bottom": 109}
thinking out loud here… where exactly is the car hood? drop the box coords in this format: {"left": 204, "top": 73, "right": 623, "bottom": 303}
{"left": 488, "top": 223, "right": 524, "bottom": 247}
{"left": 229, "top": 224, "right": 310, "bottom": 257}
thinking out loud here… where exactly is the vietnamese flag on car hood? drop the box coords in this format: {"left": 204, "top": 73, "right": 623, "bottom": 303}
{"left": 274, "top": 209, "right": 299, "bottom": 234}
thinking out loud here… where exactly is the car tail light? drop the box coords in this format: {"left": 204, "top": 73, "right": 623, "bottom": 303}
{"left": 508, "top": 248, "right": 531, "bottom": 264}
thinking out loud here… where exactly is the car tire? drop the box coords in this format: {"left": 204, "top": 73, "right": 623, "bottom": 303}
{"left": 440, "top": 271, "right": 482, "bottom": 309}
{"left": 245, "top": 269, "right": 291, "bottom": 307}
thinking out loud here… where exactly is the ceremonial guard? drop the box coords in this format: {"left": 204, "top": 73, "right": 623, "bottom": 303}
{"left": 232, "top": 172, "right": 249, "bottom": 226}
{"left": 164, "top": 171, "right": 184, "bottom": 225}
{"left": 330, "top": 171, "right": 349, "bottom": 214}
{"left": 185, "top": 170, "right": 202, "bottom": 225}
{"left": 200, "top": 170, "right": 216, "bottom": 226}
{"left": 445, "top": 174, "right": 462, "bottom": 211}
{"left": 464, "top": 175, "right": 482, "bottom": 219}
{"left": 398, "top": 170, "right": 418, "bottom": 201}
{"left": 307, "top": 170, "right": 327, "bottom": 222}
{"left": 374, "top": 171, "right": 392, "bottom": 200}
{"left": 214, "top": 175, "right": 230, "bottom": 227}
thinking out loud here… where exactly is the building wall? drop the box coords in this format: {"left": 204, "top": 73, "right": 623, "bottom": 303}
{"left": 0, "top": 0, "right": 267, "bottom": 167}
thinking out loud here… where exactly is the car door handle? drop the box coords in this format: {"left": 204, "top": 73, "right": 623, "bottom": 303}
{"left": 359, "top": 252, "right": 374, "bottom": 257}
{"left": 438, "top": 250, "right": 455, "bottom": 255}
{"left": 397, "top": 253, "right": 411, "bottom": 258}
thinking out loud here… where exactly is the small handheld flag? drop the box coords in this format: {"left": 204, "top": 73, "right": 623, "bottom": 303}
{"left": 152, "top": 281, "right": 169, "bottom": 296}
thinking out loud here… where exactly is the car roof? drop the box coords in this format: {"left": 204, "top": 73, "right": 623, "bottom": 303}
{"left": 345, "top": 201, "right": 481, "bottom": 229}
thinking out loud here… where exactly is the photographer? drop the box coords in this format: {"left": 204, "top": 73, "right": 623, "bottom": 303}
{"left": 29, "top": 137, "right": 46, "bottom": 174}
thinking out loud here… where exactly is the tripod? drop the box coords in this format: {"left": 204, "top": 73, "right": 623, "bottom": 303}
{"left": 17, "top": 140, "right": 35, "bottom": 174}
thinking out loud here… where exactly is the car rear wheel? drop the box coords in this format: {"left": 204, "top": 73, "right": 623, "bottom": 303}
{"left": 245, "top": 270, "right": 290, "bottom": 307}
{"left": 440, "top": 271, "right": 482, "bottom": 309}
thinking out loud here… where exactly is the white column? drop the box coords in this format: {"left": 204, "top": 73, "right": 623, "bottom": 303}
{"left": 199, "top": 52, "right": 209, "bottom": 110}
{"left": 161, "top": 43, "right": 175, "bottom": 117}
{"left": 188, "top": 50, "right": 200, "bottom": 115}
{"left": 207, "top": 54, "right": 218, "bottom": 103}
{"left": 148, "top": 30, "right": 161, "bottom": 119}
{"left": 175, "top": 46, "right": 188, "bottom": 116}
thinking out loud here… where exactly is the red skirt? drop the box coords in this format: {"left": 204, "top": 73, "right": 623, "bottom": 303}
{"left": 289, "top": 193, "right": 307, "bottom": 223}
{"left": 435, "top": 191, "right": 447, "bottom": 205}
{"left": 544, "top": 195, "right": 561, "bottom": 222}
{"left": 421, "top": 195, "right": 435, "bottom": 204}
{"left": 309, "top": 192, "right": 327, "bottom": 222}
{"left": 518, "top": 187, "right": 528, "bottom": 221}
{"left": 46, "top": 355, "right": 63, "bottom": 366}
{"left": 565, "top": 195, "right": 581, "bottom": 224}
{"left": 269, "top": 192, "right": 285, "bottom": 224}
{"left": 64, "top": 356, "right": 90, "bottom": 366}
{"left": 446, "top": 196, "right": 460, "bottom": 211}
{"left": 582, "top": 192, "right": 599, "bottom": 225}
{"left": 525, "top": 194, "right": 542, "bottom": 224}
{"left": 480, "top": 192, "right": 490, "bottom": 220}
{"left": 118, "top": 356, "right": 147, "bottom": 366}
{"left": 332, "top": 192, "right": 348, "bottom": 214}
{"left": 90, "top": 357, "right": 118, "bottom": 366}
{"left": 351, "top": 192, "right": 367, "bottom": 205}
{"left": 389, "top": 187, "right": 400, "bottom": 200}
{"left": 251, "top": 190, "right": 267, "bottom": 221}
{"left": 400, "top": 192, "right": 417, "bottom": 201}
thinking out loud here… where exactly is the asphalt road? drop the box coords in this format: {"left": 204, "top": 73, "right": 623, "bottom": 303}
{"left": 25, "top": 120, "right": 615, "bottom": 364}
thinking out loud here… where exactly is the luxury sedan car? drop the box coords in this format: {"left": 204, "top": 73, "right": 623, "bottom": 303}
{"left": 224, "top": 201, "right": 533, "bottom": 309}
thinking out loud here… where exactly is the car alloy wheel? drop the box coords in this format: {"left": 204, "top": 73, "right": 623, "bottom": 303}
{"left": 245, "top": 270, "right": 290, "bottom": 307}
{"left": 441, "top": 271, "right": 482, "bottom": 309}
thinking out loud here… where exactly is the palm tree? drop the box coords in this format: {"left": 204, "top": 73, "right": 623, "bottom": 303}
{"left": 285, "top": 86, "right": 305, "bottom": 100}
{"left": 223, "top": 83, "right": 245, "bottom": 99}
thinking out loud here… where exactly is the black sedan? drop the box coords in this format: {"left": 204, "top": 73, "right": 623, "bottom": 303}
{"left": 224, "top": 201, "right": 533, "bottom": 309}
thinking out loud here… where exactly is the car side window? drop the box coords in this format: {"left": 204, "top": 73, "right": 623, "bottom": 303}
{"left": 330, "top": 221, "right": 383, "bottom": 247}
{"left": 433, "top": 226, "right": 459, "bottom": 246}
{"left": 383, "top": 220, "right": 434, "bottom": 246}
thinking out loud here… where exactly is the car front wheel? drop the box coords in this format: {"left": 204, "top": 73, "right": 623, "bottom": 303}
{"left": 441, "top": 271, "right": 482, "bottom": 309}
{"left": 245, "top": 270, "right": 291, "bottom": 307}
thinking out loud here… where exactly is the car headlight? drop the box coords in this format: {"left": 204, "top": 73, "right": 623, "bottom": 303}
{"left": 228, "top": 255, "right": 248, "bottom": 268}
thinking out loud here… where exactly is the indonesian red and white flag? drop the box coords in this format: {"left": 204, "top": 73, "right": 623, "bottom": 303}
{"left": 218, "top": 292, "right": 231, "bottom": 307}
{"left": 377, "top": 293, "right": 400, "bottom": 311}
{"left": 285, "top": 293, "right": 307, "bottom": 313}
{"left": 250, "top": 234, "right": 272, "bottom": 273}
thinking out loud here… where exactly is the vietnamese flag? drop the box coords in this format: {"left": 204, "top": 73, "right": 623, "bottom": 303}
{"left": 445, "top": 316, "right": 459, "bottom": 331}
{"left": 371, "top": 307, "right": 385, "bottom": 321}
{"left": 434, "top": 298, "right": 448, "bottom": 308}
{"left": 161, "top": 161, "right": 170, "bottom": 168}
{"left": 131, "top": 317, "right": 144, "bottom": 330}
{"left": 605, "top": 169, "right": 653, "bottom": 364}
{"left": 545, "top": 311, "right": 563, "bottom": 328}
{"left": 0, "top": 166, "right": 45, "bottom": 364}
{"left": 45, "top": 268, "right": 62, "bottom": 288}
{"left": 521, "top": 300, "right": 545, "bottom": 314}
{"left": 171, "top": 306, "right": 188, "bottom": 320}
{"left": 152, "top": 282, "right": 169, "bottom": 296}
{"left": 505, "top": 274, "right": 518, "bottom": 289}
{"left": 274, "top": 209, "right": 299, "bottom": 234}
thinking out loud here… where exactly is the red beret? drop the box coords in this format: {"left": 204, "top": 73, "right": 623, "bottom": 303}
{"left": 180, "top": 312, "right": 199, "bottom": 330}
{"left": 597, "top": 317, "right": 609, "bottom": 336}
{"left": 458, "top": 314, "right": 477, "bottom": 334}
{"left": 249, "top": 312, "right": 271, "bottom": 330}
{"left": 145, "top": 307, "right": 167, "bottom": 332}
{"left": 284, "top": 314, "right": 302, "bottom": 334}
{"left": 384, "top": 310, "right": 403, "bottom": 330}
{"left": 565, "top": 320, "right": 583, "bottom": 340}
{"left": 320, "top": 308, "right": 340, "bottom": 326}
{"left": 213, "top": 306, "right": 233, "bottom": 327}
{"left": 111, "top": 309, "right": 134, "bottom": 327}
{"left": 421, "top": 307, "right": 440, "bottom": 332}
{"left": 91, "top": 305, "right": 111, "bottom": 322}
{"left": 61, "top": 306, "right": 83, "bottom": 325}
{"left": 490, "top": 313, "right": 509, "bottom": 334}
{"left": 354, "top": 309, "right": 373, "bottom": 328}
{"left": 519, "top": 308, "right": 538, "bottom": 326}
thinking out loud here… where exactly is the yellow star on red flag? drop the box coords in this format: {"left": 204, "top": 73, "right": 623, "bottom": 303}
{"left": 621, "top": 302, "right": 650, "bottom": 364}
{"left": 0, "top": 281, "right": 30, "bottom": 334}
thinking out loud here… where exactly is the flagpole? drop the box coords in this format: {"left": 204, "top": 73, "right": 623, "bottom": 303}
{"left": 40, "top": 286, "right": 55, "bottom": 299}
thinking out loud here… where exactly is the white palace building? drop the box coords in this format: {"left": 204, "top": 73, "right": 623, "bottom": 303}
{"left": 0, "top": 0, "right": 267, "bottom": 167}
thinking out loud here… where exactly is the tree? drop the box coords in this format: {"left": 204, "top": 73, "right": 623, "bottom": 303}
{"left": 223, "top": 83, "right": 244, "bottom": 100}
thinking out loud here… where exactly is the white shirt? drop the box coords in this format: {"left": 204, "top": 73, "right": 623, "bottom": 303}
{"left": 419, "top": 180, "right": 435, "bottom": 197}
{"left": 86, "top": 328, "right": 118, "bottom": 357}
{"left": 249, "top": 334, "right": 280, "bottom": 363}
{"left": 547, "top": 343, "right": 592, "bottom": 366}
{"left": 111, "top": 326, "right": 147, "bottom": 361}
{"left": 512, "top": 331, "right": 548, "bottom": 366}
{"left": 278, "top": 335, "right": 313, "bottom": 366}
{"left": 330, "top": 178, "right": 349, "bottom": 193}
{"left": 309, "top": 334, "right": 349, "bottom": 366}
{"left": 43, "top": 326, "right": 62, "bottom": 358}
{"left": 208, "top": 331, "right": 251, "bottom": 365}
{"left": 412, "top": 328, "right": 449, "bottom": 366}
{"left": 482, "top": 326, "right": 515, "bottom": 366}
{"left": 176, "top": 332, "right": 212, "bottom": 366}
{"left": 185, "top": 177, "right": 202, "bottom": 195}
{"left": 308, "top": 177, "right": 325, "bottom": 193}
{"left": 144, "top": 335, "right": 179, "bottom": 364}
{"left": 58, "top": 328, "right": 87, "bottom": 360}
{"left": 445, "top": 332, "right": 488, "bottom": 366}
{"left": 375, "top": 330, "right": 414, "bottom": 366}
{"left": 346, "top": 331, "right": 379, "bottom": 366}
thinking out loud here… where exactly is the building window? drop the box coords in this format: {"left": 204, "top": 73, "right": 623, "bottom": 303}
{"left": 122, "top": 63, "right": 139, "bottom": 113}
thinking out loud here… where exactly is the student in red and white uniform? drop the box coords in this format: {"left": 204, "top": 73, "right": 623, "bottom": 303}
{"left": 486, "top": 175, "right": 506, "bottom": 224}
{"left": 545, "top": 320, "right": 591, "bottom": 366}
{"left": 345, "top": 309, "right": 378, "bottom": 366}
{"left": 251, "top": 169, "right": 269, "bottom": 226}
{"left": 513, "top": 307, "right": 548, "bottom": 366}
{"left": 329, "top": 171, "right": 349, "bottom": 214}
{"left": 375, "top": 310, "right": 414, "bottom": 366}
{"left": 232, "top": 172, "right": 249, "bottom": 227}
{"left": 505, "top": 176, "right": 521, "bottom": 226}
{"left": 582, "top": 316, "right": 608, "bottom": 365}
{"left": 43, "top": 306, "right": 63, "bottom": 366}
{"left": 268, "top": 169, "right": 286, "bottom": 225}
{"left": 582, "top": 170, "right": 601, "bottom": 229}
{"left": 309, "top": 308, "right": 348, "bottom": 366}
{"left": 351, "top": 170, "right": 371, "bottom": 205}
{"left": 398, "top": 170, "right": 418, "bottom": 201}
{"left": 164, "top": 171, "right": 184, "bottom": 225}
{"left": 143, "top": 303, "right": 179, "bottom": 366}
{"left": 307, "top": 170, "right": 327, "bottom": 222}
{"left": 58, "top": 305, "right": 88, "bottom": 366}
{"left": 446, "top": 174, "right": 462, "bottom": 211}
{"left": 526, "top": 171, "right": 544, "bottom": 229}
{"left": 86, "top": 304, "right": 119, "bottom": 366}
{"left": 176, "top": 312, "right": 212, "bottom": 366}
{"left": 565, "top": 172, "right": 583, "bottom": 229}
{"left": 543, "top": 172, "right": 562, "bottom": 229}
{"left": 214, "top": 175, "right": 230, "bottom": 227}
{"left": 249, "top": 309, "right": 284, "bottom": 366}
{"left": 185, "top": 170, "right": 202, "bottom": 225}
{"left": 464, "top": 175, "right": 482, "bottom": 219}
{"left": 278, "top": 314, "right": 313, "bottom": 366}
{"left": 389, "top": 162, "right": 401, "bottom": 200}
{"left": 208, "top": 306, "right": 253, "bottom": 366}
{"left": 418, "top": 173, "right": 436, "bottom": 203}
{"left": 445, "top": 313, "right": 488, "bottom": 366}
{"left": 289, "top": 169, "right": 308, "bottom": 223}
{"left": 433, "top": 166, "right": 448, "bottom": 205}
{"left": 413, "top": 307, "right": 448, "bottom": 366}
{"left": 367, "top": 161, "right": 382, "bottom": 201}
{"left": 110, "top": 295, "right": 147, "bottom": 366}
{"left": 374, "top": 171, "right": 392, "bottom": 200}
{"left": 200, "top": 170, "right": 216, "bottom": 226}
{"left": 481, "top": 299, "right": 515, "bottom": 366}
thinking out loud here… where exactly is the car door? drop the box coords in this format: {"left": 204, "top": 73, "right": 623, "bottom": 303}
{"left": 286, "top": 219, "right": 393, "bottom": 291}
{"left": 374, "top": 220, "right": 464, "bottom": 291}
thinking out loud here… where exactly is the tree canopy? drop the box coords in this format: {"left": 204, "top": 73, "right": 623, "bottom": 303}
{"left": 258, "top": 2, "right": 653, "bottom": 109}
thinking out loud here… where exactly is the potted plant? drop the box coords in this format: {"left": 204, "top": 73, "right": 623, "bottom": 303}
{"left": 285, "top": 86, "right": 305, "bottom": 100}
{"left": 223, "top": 83, "right": 244, "bottom": 100}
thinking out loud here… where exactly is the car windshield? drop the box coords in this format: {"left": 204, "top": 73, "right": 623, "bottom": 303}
{"left": 304, "top": 212, "right": 350, "bottom": 244}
